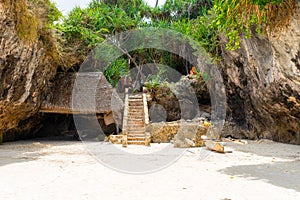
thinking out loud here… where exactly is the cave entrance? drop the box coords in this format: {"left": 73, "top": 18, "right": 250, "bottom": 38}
{"left": 36, "top": 113, "right": 118, "bottom": 141}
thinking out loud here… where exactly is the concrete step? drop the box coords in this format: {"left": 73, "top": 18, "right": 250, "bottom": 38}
{"left": 127, "top": 120, "right": 145, "bottom": 123}
{"left": 127, "top": 130, "right": 145, "bottom": 134}
{"left": 128, "top": 115, "right": 144, "bottom": 119}
{"left": 127, "top": 141, "right": 149, "bottom": 146}
{"left": 128, "top": 112, "right": 144, "bottom": 116}
{"left": 127, "top": 116, "right": 145, "bottom": 123}
{"left": 127, "top": 118, "right": 145, "bottom": 124}
{"left": 128, "top": 117, "right": 144, "bottom": 120}
{"left": 127, "top": 129, "right": 145, "bottom": 133}
{"left": 128, "top": 106, "right": 144, "bottom": 113}
{"left": 127, "top": 129, "right": 145, "bottom": 134}
{"left": 127, "top": 123, "right": 144, "bottom": 126}
{"left": 129, "top": 99, "right": 143, "bottom": 102}
{"left": 127, "top": 132, "right": 145, "bottom": 136}
{"left": 129, "top": 102, "right": 143, "bottom": 104}
{"left": 127, "top": 121, "right": 144, "bottom": 125}
{"left": 128, "top": 100, "right": 143, "bottom": 103}
{"left": 129, "top": 95, "right": 143, "bottom": 99}
{"left": 127, "top": 136, "right": 147, "bottom": 141}
{"left": 127, "top": 127, "right": 144, "bottom": 130}
{"left": 129, "top": 100, "right": 143, "bottom": 102}
{"left": 127, "top": 121, "right": 144, "bottom": 124}
{"left": 127, "top": 122, "right": 145, "bottom": 127}
{"left": 129, "top": 110, "right": 143, "bottom": 112}
{"left": 128, "top": 116, "right": 144, "bottom": 118}
{"left": 127, "top": 126, "right": 146, "bottom": 130}
{"left": 128, "top": 116, "right": 144, "bottom": 119}
{"left": 127, "top": 133, "right": 146, "bottom": 137}
{"left": 127, "top": 133, "right": 146, "bottom": 136}
{"left": 129, "top": 103, "right": 143, "bottom": 106}
{"left": 127, "top": 127, "right": 145, "bottom": 131}
{"left": 128, "top": 115, "right": 144, "bottom": 118}
{"left": 128, "top": 111, "right": 143, "bottom": 114}
{"left": 129, "top": 106, "right": 144, "bottom": 109}
{"left": 129, "top": 99, "right": 143, "bottom": 101}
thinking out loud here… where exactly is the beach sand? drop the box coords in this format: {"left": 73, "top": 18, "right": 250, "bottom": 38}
{"left": 0, "top": 139, "right": 299, "bottom": 200}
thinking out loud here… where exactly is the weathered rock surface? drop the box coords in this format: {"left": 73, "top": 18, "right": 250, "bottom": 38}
{"left": 148, "top": 119, "right": 208, "bottom": 147}
{"left": 147, "top": 75, "right": 210, "bottom": 121}
{"left": 220, "top": 2, "right": 300, "bottom": 144}
{"left": 0, "top": 1, "right": 57, "bottom": 142}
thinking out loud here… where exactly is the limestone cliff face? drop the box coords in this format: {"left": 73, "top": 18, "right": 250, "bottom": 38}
{"left": 0, "top": 1, "right": 57, "bottom": 141}
{"left": 1, "top": 1, "right": 300, "bottom": 145}
{"left": 221, "top": 2, "right": 300, "bottom": 144}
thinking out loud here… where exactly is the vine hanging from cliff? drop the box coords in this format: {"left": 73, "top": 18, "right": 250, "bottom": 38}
{"left": 213, "top": 0, "right": 295, "bottom": 49}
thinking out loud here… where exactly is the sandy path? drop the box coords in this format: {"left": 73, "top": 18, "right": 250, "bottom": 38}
{"left": 0, "top": 139, "right": 299, "bottom": 200}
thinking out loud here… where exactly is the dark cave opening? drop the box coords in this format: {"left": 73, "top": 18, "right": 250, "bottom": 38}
{"left": 35, "top": 113, "right": 119, "bottom": 141}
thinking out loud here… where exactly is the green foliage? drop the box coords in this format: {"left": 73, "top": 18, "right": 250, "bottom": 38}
{"left": 251, "top": 0, "right": 283, "bottom": 8}
{"left": 144, "top": 66, "right": 168, "bottom": 89}
{"left": 141, "top": 0, "right": 219, "bottom": 56}
{"left": 57, "top": 0, "right": 147, "bottom": 49}
{"left": 56, "top": 0, "right": 218, "bottom": 83}
{"left": 59, "top": 1, "right": 214, "bottom": 48}
{"left": 46, "top": 1, "right": 63, "bottom": 27}
{"left": 104, "top": 58, "right": 129, "bottom": 87}
{"left": 56, "top": 0, "right": 291, "bottom": 85}
{"left": 99, "top": 0, "right": 148, "bottom": 18}
{"left": 171, "top": 14, "right": 219, "bottom": 55}
{"left": 147, "top": 0, "right": 213, "bottom": 22}
{"left": 213, "top": 0, "right": 286, "bottom": 49}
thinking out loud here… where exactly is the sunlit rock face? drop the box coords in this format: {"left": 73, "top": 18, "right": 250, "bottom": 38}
{"left": 220, "top": 2, "right": 300, "bottom": 144}
{"left": 0, "top": 1, "right": 57, "bottom": 141}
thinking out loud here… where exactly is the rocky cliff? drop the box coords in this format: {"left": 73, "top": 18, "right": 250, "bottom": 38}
{"left": 0, "top": 0, "right": 58, "bottom": 142}
{"left": 220, "top": 2, "right": 300, "bottom": 144}
{"left": 0, "top": 0, "right": 299, "bottom": 145}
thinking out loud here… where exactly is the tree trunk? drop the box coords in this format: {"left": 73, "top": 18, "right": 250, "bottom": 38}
{"left": 220, "top": 2, "right": 300, "bottom": 144}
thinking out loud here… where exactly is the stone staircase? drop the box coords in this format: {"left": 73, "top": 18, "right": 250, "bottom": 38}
{"left": 122, "top": 89, "right": 150, "bottom": 147}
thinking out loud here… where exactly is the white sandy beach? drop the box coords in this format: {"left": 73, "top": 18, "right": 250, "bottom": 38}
{"left": 0, "top": 139, "right": 299, "bottom": 200}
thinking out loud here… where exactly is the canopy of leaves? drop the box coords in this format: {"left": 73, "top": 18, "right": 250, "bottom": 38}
{"left": 146, "top": 0, "right": 213, "bottom": 21}
{"left": 56, "top": 0, "right": 150, "bottom": 69}
{"left": 55, "top": 0, "right": 292, "bottom": 83}
{"left": 57, "top": 0, "right": 147, "bottom": 47}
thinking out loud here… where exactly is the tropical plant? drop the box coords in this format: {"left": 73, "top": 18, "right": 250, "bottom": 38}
{"left": 144, "top": 66, "right": 168, "bottom": 89}
{"left": 104, "top": 58, "right": 129, "bottom": 87}
{"left": 55, "top": 0, "right": 291, "bottom": 83}
{"left": 213, "top": 0, "right": 295, "bottom": 49}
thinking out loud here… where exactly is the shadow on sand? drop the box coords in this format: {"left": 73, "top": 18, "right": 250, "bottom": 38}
{"left": 219, "top": 160, "right": 300, "bottom": 192}
{"left": 219, "top": 140, "right": 300, "bottom": 192}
